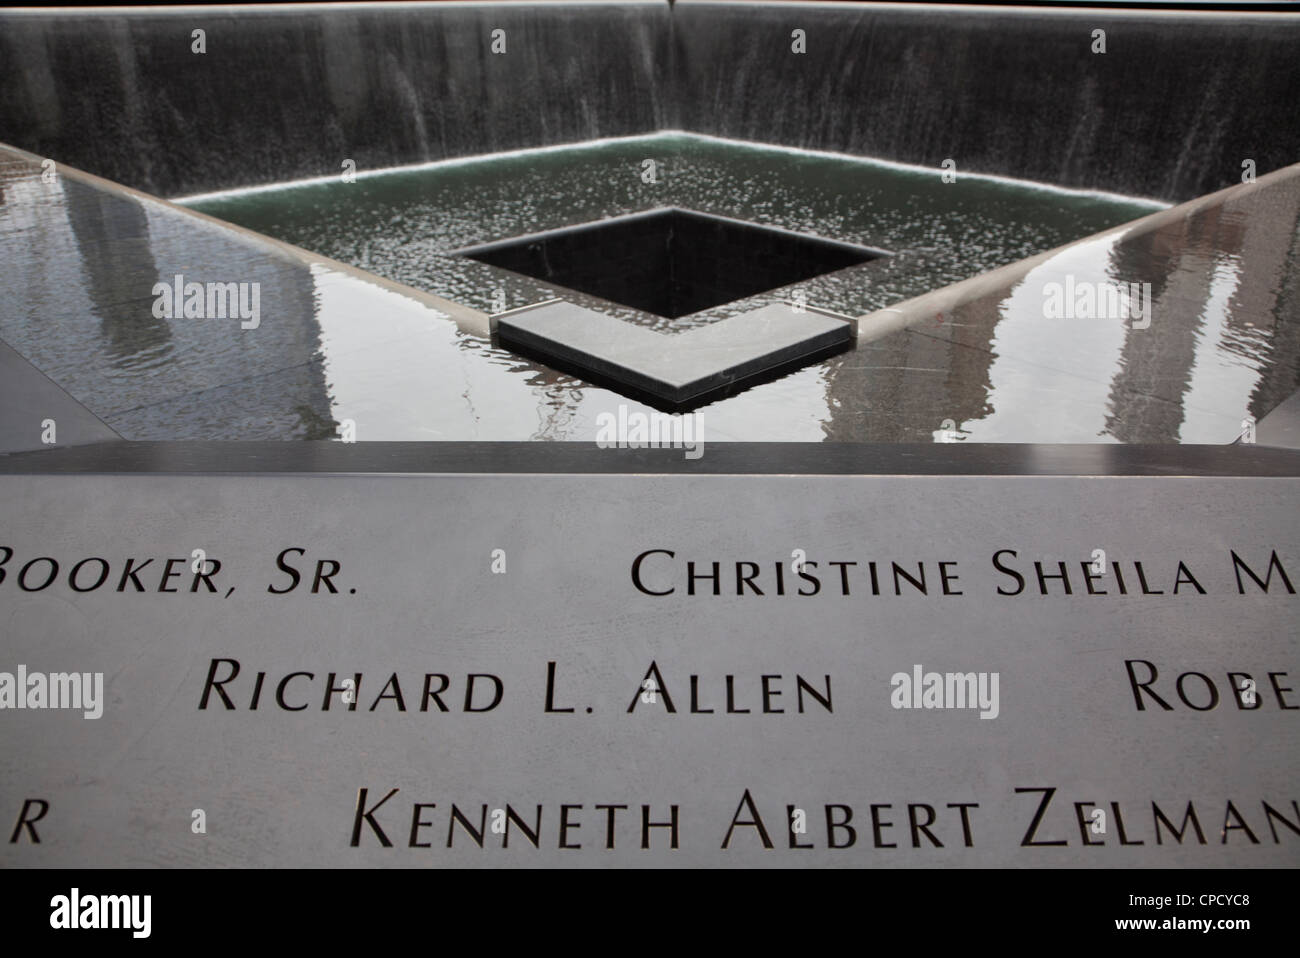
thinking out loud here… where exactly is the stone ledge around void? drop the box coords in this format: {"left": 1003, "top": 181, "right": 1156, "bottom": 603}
{"left": 495, "top": 300, "right": 855, "bottom": 412}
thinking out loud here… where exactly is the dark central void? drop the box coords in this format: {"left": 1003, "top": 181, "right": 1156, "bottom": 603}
{"left": 459, "top": 208, "right": 884, "bottom": 318}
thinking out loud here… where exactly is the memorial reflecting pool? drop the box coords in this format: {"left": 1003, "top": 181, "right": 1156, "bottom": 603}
{"left": 2, "top": 136, "right": 1297, "bottom": 442}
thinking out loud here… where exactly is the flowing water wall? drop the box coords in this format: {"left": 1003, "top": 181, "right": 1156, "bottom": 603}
{"left": 0, "top": 1, "right": 673, "bottom": 197}
{"left": 0, "top": 1, "right": 1296, "bottom": 201}
{"left": 673, "top": 1, "right": 1300, "bottom": 201}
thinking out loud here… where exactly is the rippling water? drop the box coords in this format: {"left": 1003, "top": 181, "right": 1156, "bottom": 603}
{"left": 185, "top": 133, "right": 1159, "bottom": 328}
{"left": 8, "top": 135, "right": 1291, "bottom": 444}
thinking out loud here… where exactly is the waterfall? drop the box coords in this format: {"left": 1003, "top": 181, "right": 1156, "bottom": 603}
{"left": 0, "top": 2, "right": 1294, "bottom": 201}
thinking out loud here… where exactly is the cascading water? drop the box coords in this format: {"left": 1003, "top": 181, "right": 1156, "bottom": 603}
{"left": 0, "top": 3, "right": 1295, "bottom": 201}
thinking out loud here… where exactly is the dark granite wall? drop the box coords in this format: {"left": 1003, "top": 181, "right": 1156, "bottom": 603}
{"left": 672, "top": 2, "right": 1300, "bottom": 201}
{"left": 0, "top": 3, "right": 672, "bottom": 197}
{"left": 0, "top": 2, "right": 1295, "bottom": 202}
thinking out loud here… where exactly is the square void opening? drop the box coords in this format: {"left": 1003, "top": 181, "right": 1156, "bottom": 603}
{"left": 458, "top": 208, "right": 886, "bottom": 318}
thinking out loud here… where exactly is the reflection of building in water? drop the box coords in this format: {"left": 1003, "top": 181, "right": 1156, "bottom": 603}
{"left": 815, "top": 173, "right": 1300, "bottom": 445}
{"left": 818, "top": 303, "right": 998, "bottom": 443}
{"left": 1105, "top": 180, "right": 1300, "bottom": 441}
{"left": 60, "top": 172, "right": 334, "bottom": 439}
{"left": 1101, "top": 210, "right": 1215, "bottom": 443}
{"left": 528, "top": 369, "right": 586, "bottom": 442}
{"left": 1231, "top": 188, "right": 1300, "bottom": 424}
{"left": 63, "top": 177, "right": 173, "bottom": 365}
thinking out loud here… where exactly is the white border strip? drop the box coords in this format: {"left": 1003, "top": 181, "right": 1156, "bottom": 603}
{"left": 174, "top": 130, "right": 1172, "bottom": 208}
